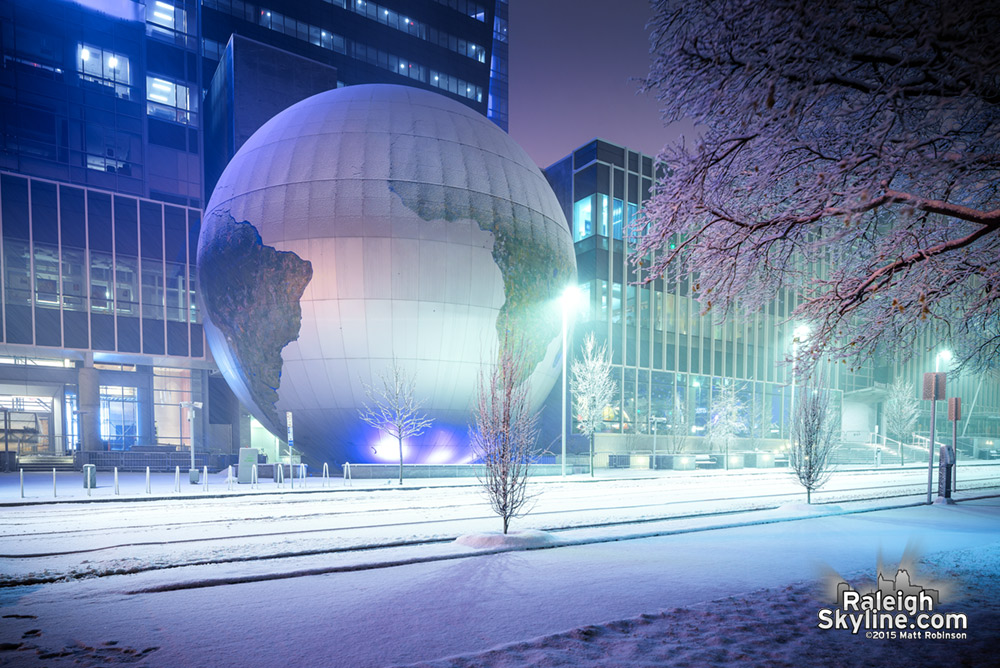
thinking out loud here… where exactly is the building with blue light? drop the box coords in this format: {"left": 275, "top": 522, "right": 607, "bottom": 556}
{"left": 0, "top": 0, "right": 511, "bottom": 470}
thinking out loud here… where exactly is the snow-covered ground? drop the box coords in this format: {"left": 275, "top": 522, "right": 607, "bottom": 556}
{"left": 0, "top": 467, "right": 997, "bottom": 667}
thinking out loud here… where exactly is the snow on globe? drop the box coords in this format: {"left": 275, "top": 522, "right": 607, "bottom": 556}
{"left": 198, "top": 84, "right": 576, "bottom": 467}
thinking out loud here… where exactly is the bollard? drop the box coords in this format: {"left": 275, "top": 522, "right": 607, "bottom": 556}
{"left": 114, "top": 467, "right": 120, "bottom": 495}
{"left": 276, "top": 464, "right": 284, "bottom": 486}
{"left": 300, "top": 464, "right": 307, "bottom": 487}
{"left": 20, "top": 469, "right": 24, "bottom": 498}
{"left": 290, "top": 460, "right": 295, "bottom": 490}
{"left": 227, "top": 465, "right": 234, "bottom": 491}
{"left": 322, "top": 462, "right": 329, "bottom": 488}
{"left": 146, "top": 466, "right": 151, "bottom": 494}
{"left": 251, "top": 463, "right": 258, "bottom": 489}
{"left": 203, "top": 465, "right": 209, "bottom": 492}
{"left": 53, "top": 468, "right": 57, "bottom": 498}
{"left": 344, "top": 462, "right": 352, "bottom": 486}
{"left": 175, "top": 466, "right": 181, "bottom": 493}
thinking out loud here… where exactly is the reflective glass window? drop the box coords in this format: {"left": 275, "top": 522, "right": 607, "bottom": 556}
{"left": 573, "top": 196, "right": 593, "bottom": 241}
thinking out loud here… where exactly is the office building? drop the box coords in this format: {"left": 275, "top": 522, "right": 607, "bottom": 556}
{"left": 545, "top": 139, "right": 1000, "bottom": 466}
{"left": 0, "top": 0, "right": 510, "bottom": 470}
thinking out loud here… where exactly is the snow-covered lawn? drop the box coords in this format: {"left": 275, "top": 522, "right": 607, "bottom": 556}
{"left": 402, "top": 541, "right": 1000, "bottom": 668}
{"left": 0, "top": 469, "right": 997, "bottom": 667}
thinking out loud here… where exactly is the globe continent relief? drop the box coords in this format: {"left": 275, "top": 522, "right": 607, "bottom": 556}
{"left": 199, "top": 84, "right": 576, "bottom": 466}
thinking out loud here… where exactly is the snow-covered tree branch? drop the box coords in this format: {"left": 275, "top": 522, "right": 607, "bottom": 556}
{"left": 634, "top": 0, "right": 1000, "bottom": 372}
{"left": 358, "top": 359, "right": 433, "bottom": 485}
{"left": 571, "top": 334, "right": 617, "bottom": 477}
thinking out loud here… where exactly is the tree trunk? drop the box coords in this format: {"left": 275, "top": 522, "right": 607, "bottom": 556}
{"left": 503, "top": 516, "right": 509, "bottom": 534}
{"left": 590, "top": 433, "right": 595, "bottom": 477}
{"left": 397, "top": 434, "right": 403, "bottom": 485}
{"left": 807, "top": 487, "right": 812, "bottom": 504}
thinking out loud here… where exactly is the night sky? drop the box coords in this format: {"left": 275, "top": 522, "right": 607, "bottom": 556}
{"left": 508, "top": 0, "right": 688, "bottom": 168}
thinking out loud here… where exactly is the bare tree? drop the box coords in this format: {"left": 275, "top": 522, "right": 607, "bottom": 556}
{"left": 885, "top": 377, "right": 920, "bottom": 464}
{"left": 634, "top": 0, "right": 1000, "bottom": 373}
{"left": 662, "top": 396, "right": 689, "bottom": 454}
{"left": 358, "top": 359, "right": 433, "bottom": 485}
{"left": 790, "top": 374, "right": 838, "bottom": 503}
{"left": 571, "top": 333, "right": 617, "bottom": 477}
{"left": 470, "top": 334, "right": 540, "bottom": 534}
{"left": 706, "top": 381, "right": 745, "bottom": 470}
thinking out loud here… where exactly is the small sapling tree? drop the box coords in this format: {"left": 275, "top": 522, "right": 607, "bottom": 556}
{"left": 885, "top": 377, "right": 919, "bottom": 465}
{"left": 571, "top": 333, "right": 617, "bottom": 477}
{"left": 790, "top": 373, "right": 838, "bottom": 503}
{"left": 358, "top": 358, "right": 433, "bottom": 485}
{"left": 470, "top": 333, "right": 540, "bottom": 534}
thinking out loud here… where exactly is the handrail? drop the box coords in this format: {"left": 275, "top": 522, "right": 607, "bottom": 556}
{"left": 276, "top": 463, "right": 284, "bottom": 486}
{"left": 322, "top": 462, "right": 330, "bottom": 487}
{"left": 251, "top": 463, "right": 259, "bottom": 489}
{"left": 343, "top": 461, "right": 352, "bottom": 486}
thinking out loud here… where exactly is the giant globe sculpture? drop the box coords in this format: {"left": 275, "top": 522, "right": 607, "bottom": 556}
{"left": 199, "top": 84, "right": 576, "bottom": 466}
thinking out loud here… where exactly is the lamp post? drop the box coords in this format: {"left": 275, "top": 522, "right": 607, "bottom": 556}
{"left": 561, "top": 285, "right": 583, "bottom": 477}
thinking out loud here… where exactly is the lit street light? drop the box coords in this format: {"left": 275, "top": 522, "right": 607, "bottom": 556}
{"left": 561, "top": 285, "right": 584, "bottom": 477}
{"left": 935, "top": 349, "right": 953, "bottom": 373}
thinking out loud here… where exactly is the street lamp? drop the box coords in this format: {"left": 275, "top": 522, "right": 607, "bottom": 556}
{"left": 561, "top": 285, "right": 584, "bottom": 477}
{"left": 935, "top": 349, "right": 953, "bottom": 372}
{"left": 789, "top": 325, "right": 811, "bottom": 442}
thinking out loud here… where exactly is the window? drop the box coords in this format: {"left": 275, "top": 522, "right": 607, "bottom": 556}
{"left": 612, "top": 198, "right": 624, "bottom": 240}
{"left": 147, "top": 1, "right": 189, "bottom": 35}
{"left": 430, "top": 71, "right": 483, "bottom": 102}
{"left": 573, "top": 196, "right": 593, "bottom": 241}
{"left": 154, "top": 367, "right": 191, "bottom": 448}
{"left": 146, "top": 77, "right": 196, "bottom": 125}
{"left": 100, "top": 386, "right": 139, "bottom": 450}
{"left": 78, "top": 44, "right": 132, "bottom": 99}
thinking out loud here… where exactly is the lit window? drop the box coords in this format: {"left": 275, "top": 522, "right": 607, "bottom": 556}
{"left": 146, "top": 76, "right": 196, "bottom": 125}
{"left": 574, "top": 197, "right": 594, "bottom": 242}
{"left": 78, "top": 44, "right": 132, "bottom": 99}
{"left": 147, "top": 1, "right": 188, "bottom": 35}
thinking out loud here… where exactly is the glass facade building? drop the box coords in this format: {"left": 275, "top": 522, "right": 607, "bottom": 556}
{"left": 546, "top": 139, "right": 1000, "bottom": 466}
{"left": 0, "top": 0, "right": 513, "bottom": 468}
{"left": 200, "top": 0, "right": 507, "bottom": 130}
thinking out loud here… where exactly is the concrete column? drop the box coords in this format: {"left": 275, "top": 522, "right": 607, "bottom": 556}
{"left": 78, "top": 354, "right": 101, "bottom": 451}
{"left": 135, "top": 365, "right": 155, "bottom": 446}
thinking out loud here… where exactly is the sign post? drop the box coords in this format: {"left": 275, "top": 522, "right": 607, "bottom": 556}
{"left": 949, "top": 397, "right": 961, "bottom": 494}
{"left": 922, "top": 372, "right": 946, "bottom": 504}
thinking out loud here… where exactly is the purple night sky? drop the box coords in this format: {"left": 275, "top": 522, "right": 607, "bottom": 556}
{"left": 508, "top": 0, "right": 687, "bottom": 168}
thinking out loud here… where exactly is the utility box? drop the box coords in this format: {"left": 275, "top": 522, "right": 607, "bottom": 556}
{"left": 238, "top": 448, "right": 260, "bottom": 483}
{"left": 83, "top": 464, "right": 96, "bottom": 489}
{"left": 189, "top": 468, "right": 200, "bottom": 484}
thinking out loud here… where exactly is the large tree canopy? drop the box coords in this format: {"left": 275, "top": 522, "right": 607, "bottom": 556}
{"left": 634, "top": 0, "right": 1000, "bottom": 371}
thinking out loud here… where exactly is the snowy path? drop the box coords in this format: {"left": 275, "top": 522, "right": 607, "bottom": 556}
{"left": 1, "top": 494, "right": 998, "bottom": 667}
